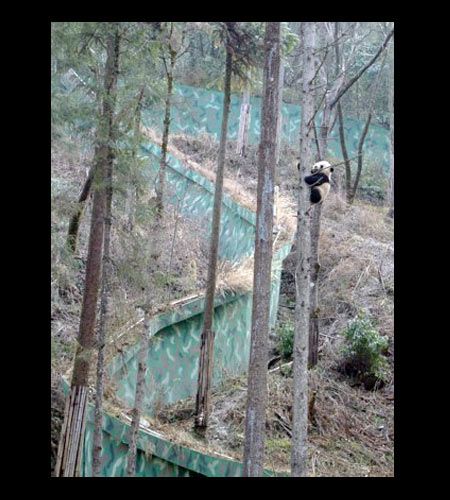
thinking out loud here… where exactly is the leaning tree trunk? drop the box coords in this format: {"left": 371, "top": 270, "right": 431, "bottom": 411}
{"left": 242, "top": 21, "right": 281, "bottom": 477}
{"left": 91, "top": 136, "right": 115, "bottom": 476}
{"left": 126, "top": 311, "right": 151, "bottom": 476}
{"left": 194, "top": 45, "right": 233, "bottom": 432}
{"left": 55, "top": 24, "right": 120, "bottom": 478}
{"left": 291, "top": 21, "right": 315, "bottom": 478}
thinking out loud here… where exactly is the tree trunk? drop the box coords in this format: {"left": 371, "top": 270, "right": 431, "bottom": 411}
{"left": 337, "top": 101, "right": 352, "bottom": 203}
{"left": 236, "top": 89, "right": 251, "bottom": 157}
{"left": 242, "top": 21, "right": 281, "bottom": 477}
{"left": 291, "top": 21, "right": 315, "bottom": 478}
{"left": 155, "top": 52, "right": 176, "bottom": 219}
{"left": 387, "top": 39, "right": 394, "bottom": 218}
{"left": 308, "top": 204, "right": 321, "bottom": 368}
{"left": 347, "top": 50, "right": 387, "bottom": 205}
{"left": 127, "top": 88, "right": 145, "bottom": 232}
{"left": 194, "top": 45, "right": 233, "bottom": 432}
{"left": 55, "top": 23, "right": 120, "bottom": 477}
{"left": 126, "top": 311, "right": 151, "bottom": 476}
{"left": 275, "top": 61, "right": 285, "bottom": 165}
{"left": 91, "top": 134, "right": 115, "bottom": 476}
{"left": 349, "top": 112, "right": 372, "bottom": 203}
{"left": 66, "top": 161, "right": 95, "bottom": 254}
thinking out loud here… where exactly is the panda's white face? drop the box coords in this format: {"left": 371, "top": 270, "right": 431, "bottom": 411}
{"left": 311, "top": 160, "right": 332, "bottom": 173}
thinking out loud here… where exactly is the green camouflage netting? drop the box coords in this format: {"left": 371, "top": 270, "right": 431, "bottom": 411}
{"left": 143, "top": 83, "right": 390, "bottom": 170}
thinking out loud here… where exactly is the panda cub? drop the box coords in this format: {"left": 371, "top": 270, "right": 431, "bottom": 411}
{"left": 304, "top": 160, "right": 334, "bottom": 205}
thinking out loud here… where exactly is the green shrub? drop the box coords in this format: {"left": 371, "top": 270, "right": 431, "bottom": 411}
{"left": 340, "top": 313, "right": 389, "bottom": 387}
{"left": 277, "top": 321, "right": 294, "bottom": 360}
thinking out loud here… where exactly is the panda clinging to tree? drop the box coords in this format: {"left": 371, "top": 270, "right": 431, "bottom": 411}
{"left": 297, "top": 160, "right": 334, "bottom": 212}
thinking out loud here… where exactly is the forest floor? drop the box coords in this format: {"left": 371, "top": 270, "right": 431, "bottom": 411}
{"left": 51, "top": 132, "right": 394, "bottom": 477}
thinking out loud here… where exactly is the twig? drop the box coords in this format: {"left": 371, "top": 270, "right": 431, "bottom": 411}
{"left": 269, "top": 361, "right": 293, "bottom": 374}
{"left": 274, "top": 411, "right": 292, "bottom": 437}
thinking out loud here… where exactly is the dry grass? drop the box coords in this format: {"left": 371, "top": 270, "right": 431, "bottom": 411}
{"left": 142, "top": 127, "right": 296, "bottom": 249}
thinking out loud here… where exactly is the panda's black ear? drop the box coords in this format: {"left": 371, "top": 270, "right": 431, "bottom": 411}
{"left": 330, "top": 167, "right": 334, "bottom": 172}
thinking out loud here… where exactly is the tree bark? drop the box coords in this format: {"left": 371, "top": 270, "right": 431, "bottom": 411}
{"left": 337, "top": 101, "right": 352, "bottom": 203}
{"left": 126, "top": 311, "right": 151, "bottom": 476}
{"left": 91, "top": 128, "right": 115, "bottom": 476}
{"left": 66, "top": 165, "right": 95, "bottom": 254}
{"left": 55, "top": 23, "right": 120, "bottom": 477}
{"left": 194, "top": 44, "right": 233, "bottom": 432}
{"left": 242, "top": 21, "right": 281, "bottom": 477}
{"left": 291, "top": 21, "right": 315, "bottom": 477}
{"left": 308, "top": 204, "right": 321, "bottom": 368}
{"left": 387, "top": 38, "right": 394, "bottom": 218}
{"left": 275, "top": 61, "right": 285, "bottom": 165}
{"left": 349, "top": 112, "right": 372, "bottom": 203}
{"left": 155, "top": 49, "right": 176, "bottom": 219}
{"left": 236, "top": 89, "right": 251, "bottom": 157}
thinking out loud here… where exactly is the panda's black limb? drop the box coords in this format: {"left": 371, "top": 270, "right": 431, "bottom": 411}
{"left": 310, "top": 188, "right": 322, "bottom": 204}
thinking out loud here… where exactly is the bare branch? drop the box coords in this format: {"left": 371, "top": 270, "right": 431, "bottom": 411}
{"left": 329, "top": 28, "right": 394, "bottom": 109}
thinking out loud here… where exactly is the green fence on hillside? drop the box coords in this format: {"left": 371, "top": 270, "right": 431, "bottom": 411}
{"left": 142, "top": 83, "right": 390, "bottom": 171}
{"left": 73, "top": 136, "right": 292, "bottom": 477}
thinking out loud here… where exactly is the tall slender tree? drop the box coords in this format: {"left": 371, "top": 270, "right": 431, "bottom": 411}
{"left": 291, "top": 21, "right": 315, "bottom": 478}
{"left": 194, "top": 22, "right": 261, "bottom": 432}
{"left": 127, "top": 309, "right": 152, "bottom": 476}
{"left": 194, "top": 25, "right": 234, "bottom": 432}
{"left": 91, "top": 84, "right": 118, "bottom": 476}
{"left": 155, "top": 23, "right": 188, "bottom": 219}
{"left": 242, "top": 21, "right": 281, "bottom": 477}
{"left": 55, "top": 23, "right": 120, "bottom": 477}
{"left": 387, "top": 35, "right": 394, "bottom": 219}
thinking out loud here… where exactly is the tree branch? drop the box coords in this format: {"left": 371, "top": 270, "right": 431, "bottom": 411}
{"left": 329, "top": 28, "right": 394, "bottom": 109}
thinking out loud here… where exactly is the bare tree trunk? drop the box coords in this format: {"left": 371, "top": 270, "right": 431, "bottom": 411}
{"left": 155, "top": 51, "right": 176, "bottom": 219}
{"left": 291, "top": 21, "right": 315, "bottom": 477}
{"left": 55, "top": 24, "right": 120, "bottom": 477}
{"left": 387, "top": 39, "right": 394, "bottom": 218}
{"left": 242, "top": 21, "right": 281, "bottom": 477}
{"left": 308, "top": 203, "right": 321, "bottom": 368}
{"left": 337, "top": 101, "right": 352, "bottom": 203}
{"left": 275, "top": 61, "right": 285, "bottom": 165}
{"left": 194, "top": 45, "right": 233, "bottom": 432}
{"left": 349, "top": 112, "right": 372, "bottom": 203}
{"left": 91, "top": 134, "right": 115, "bottom": 476}
{"left": 126, "top": 311, "right": 151, "bottom": 477}
{"left": 236, "top": 89, "right": 251, "bottom": 157}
